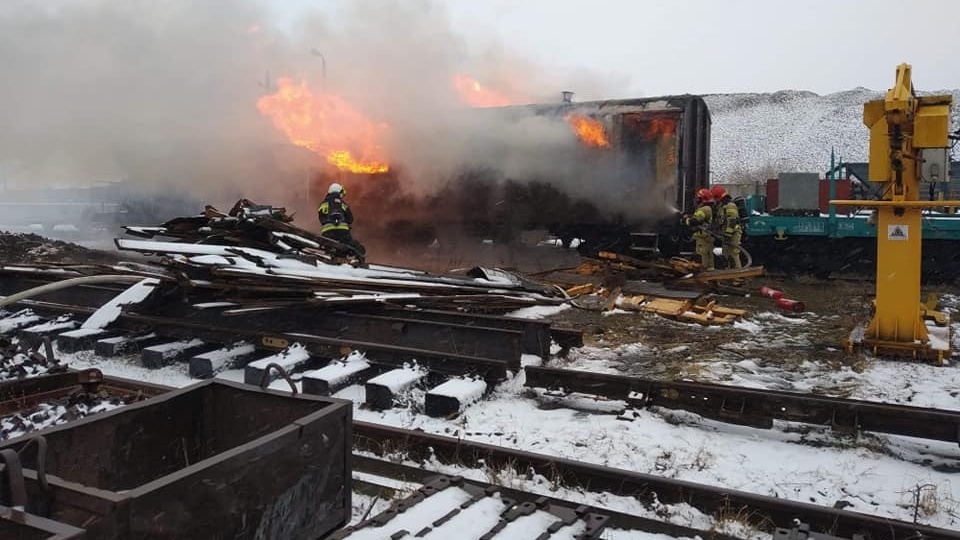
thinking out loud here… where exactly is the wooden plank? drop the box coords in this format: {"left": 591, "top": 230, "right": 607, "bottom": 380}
{"left": 615, "top": 295, "right": 646, "bottom": 311}
{"left": 640, "top": 298, "right": 690, "bottom": 317}
{"left": 564, "top": 283, "right": 595, "bottom": 296}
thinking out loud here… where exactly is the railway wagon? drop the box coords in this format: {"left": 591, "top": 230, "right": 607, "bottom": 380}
{"left": 740, "top": 166, "right": 960, "bottom": 282}
{"left": 326, "top": 95, "right": 711, "bottom": 257}
{"left": 477, "top": 94, "right": 712, "bottom": 255}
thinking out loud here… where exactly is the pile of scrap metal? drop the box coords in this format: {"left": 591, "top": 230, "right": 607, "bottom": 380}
{"left": 124, "top": 198, "right": 366, "bottom": 266}
{"left": 93, "top": 199, "right": 565, "bottom": 314}
{"left": 0, "top": 333, "right": 63, "bottom": 380}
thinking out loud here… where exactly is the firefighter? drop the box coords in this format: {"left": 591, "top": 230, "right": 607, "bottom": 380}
{"left": 686, "top": 188, "right": 715, "bottom": 271}
{"left": 711, "top": 185, "right": 742, "bottom": 269}
{"left": 318, "top": 183, "right": 366, "bottom": 257}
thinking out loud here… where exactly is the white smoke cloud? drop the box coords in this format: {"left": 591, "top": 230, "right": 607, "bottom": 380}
{"left": 0, "top": 0, "right": 641, "bottom": 218}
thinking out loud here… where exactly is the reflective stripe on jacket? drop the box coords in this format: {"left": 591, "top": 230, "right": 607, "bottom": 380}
{"left": 318, "top": 196, "right": 352, "bottom": 233}
{"left": 687, "top": 204, "right": 713, "bottom": 238}
{"left": 719, "top": 201, "right": 741, "bottom": 235}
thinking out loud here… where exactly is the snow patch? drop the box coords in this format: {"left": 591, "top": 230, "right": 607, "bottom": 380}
{"left": 81, "top": 278, "right": 159, "bottom": 329}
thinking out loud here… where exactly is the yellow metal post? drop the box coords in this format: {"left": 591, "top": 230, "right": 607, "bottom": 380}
{"left": 832, "top": 64, "right": 957, "bottom": 362}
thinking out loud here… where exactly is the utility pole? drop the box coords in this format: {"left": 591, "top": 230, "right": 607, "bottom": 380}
{"left": 310, "top": 49, "right": 327, "bottom": 90}
{"left": 257, "top": 70, "right": 272, "bottom": 95}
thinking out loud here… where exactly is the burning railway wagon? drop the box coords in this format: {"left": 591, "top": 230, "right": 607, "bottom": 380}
{"left": 423, "top": 94, "right": 712, "bottom": 255}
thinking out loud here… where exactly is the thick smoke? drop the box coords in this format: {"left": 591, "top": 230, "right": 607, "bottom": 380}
{"left": 0, "top": 0, "right": 647, "bottom": 236}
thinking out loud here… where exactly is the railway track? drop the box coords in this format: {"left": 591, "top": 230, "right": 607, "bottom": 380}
{"left": 3, "top": 370, "right": 957, "bottom": 539}
{"left": 352, "top": 422, "right": 960, "bottom": 540}
{"left": 2, "top": 277, "right": 960, "bottom": 538}
{"left": 3, "top": 292, "right": 956, "bottom": 449}
{"left": 346, "top": 465, "right": 744, "bottom": 540}
{"left": 524, "top": 365, "right": 960, "bottom": 446}
{"left": 0, "top": 274, "right": 579, "bottom": 415}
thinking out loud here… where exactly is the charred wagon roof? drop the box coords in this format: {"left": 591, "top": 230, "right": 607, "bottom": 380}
{"left": 492, "top": 93, "right": 711, "bottom": 118}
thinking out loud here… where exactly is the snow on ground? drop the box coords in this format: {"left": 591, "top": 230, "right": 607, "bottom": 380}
{"left": 343, "top": 369, "right": 959, "bottom": 530}
{"left": 0, "top": 309, "right": 42, "bottom": 333}
{"left": 61, "top": 347, "right": 958, "bottom": 530}
{"left": 506, "top": 304, "right": 570, "bottom": 319}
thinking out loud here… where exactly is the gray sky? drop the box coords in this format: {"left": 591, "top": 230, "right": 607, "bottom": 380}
{"left": 274, "top": 0, "right": 960, "bottom": 97}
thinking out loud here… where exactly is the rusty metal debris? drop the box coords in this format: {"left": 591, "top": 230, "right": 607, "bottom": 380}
{"left": 127, "top": 197, "right": 368, "bottom": 265}
{"left": 0, "top": 333, "right": 65, "bottom": 381}
{"left": 0, "top": 369, "right": 169, "bottom": 441}
{"left": 101, "top": 199, "right": 566, "bottom": 314}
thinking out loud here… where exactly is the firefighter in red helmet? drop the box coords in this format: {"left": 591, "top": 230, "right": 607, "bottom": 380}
{"left": 710, "top": 186, "right": 742, "bottom": 269}
{"left": 685, "top": 188, "right": 715, "bottom": 271}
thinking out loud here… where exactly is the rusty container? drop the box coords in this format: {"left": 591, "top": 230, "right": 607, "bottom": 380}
{"left": 0, "top": 379, "right": 351, "bottom": 539}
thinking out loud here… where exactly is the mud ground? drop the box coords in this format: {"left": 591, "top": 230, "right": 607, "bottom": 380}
{"left": 540, "top": 272, "right": 960, "bottom": 400}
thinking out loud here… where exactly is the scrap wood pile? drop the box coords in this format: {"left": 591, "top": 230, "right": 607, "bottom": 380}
{"left": 106, "top": 199, "right": 566, "bottom": 314}
{"left": 590, "top": 251, "right": 765, "bottom": 284}
{"left": 538, "top": 255, "right": 748, "bottom": 325}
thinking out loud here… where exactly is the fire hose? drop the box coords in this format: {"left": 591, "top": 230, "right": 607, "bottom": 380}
{"left": 0, "top": 275, "right": 146, "bottom": 309}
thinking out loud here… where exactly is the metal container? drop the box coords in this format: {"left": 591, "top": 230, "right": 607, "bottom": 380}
{"left": 1, "top": 380, "right": 351, "bottom": 539}
{"left": 0, "top": 504, "right": 86, "bottom": 539}
{"left": 776, "top": 173, "right": 821, "bottom": 212}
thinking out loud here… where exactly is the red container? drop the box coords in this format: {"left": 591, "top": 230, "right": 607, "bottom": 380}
{"left": 775, "top": 298, "right": 805, "bottom": 313}
{"left": 818, "top": 179, "right": 852, "bottom": 215}
{"left": 759, "top": 286, "right": 783, "bottom": 299}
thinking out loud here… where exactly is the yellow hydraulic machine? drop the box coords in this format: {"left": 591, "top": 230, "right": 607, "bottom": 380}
{"left": 832, "top": 64, "right": 956, "bottom": 363}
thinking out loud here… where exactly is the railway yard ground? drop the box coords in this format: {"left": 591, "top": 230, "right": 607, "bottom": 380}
{"left": 1, "top": 229, "right": 960, "bottom": 539}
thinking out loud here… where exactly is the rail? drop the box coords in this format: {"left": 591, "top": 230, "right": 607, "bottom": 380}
{"left": 523, "top": 366, "right": 960, "bottom": 445}
{"left": 353, "top": 421, "right": 960, "bottom": 540}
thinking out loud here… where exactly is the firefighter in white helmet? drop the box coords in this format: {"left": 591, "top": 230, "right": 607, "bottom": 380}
{"left": 318, "top": 183, "right": 366, "bottom": 257}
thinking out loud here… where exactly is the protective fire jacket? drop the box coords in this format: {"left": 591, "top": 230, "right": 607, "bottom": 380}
{"left": 318, "top": 194, "right": 354, "bottom": 234}
{"left": 716, "top": 200, "right": 741, "bottom": 236}
{"left": 686, "top": 204, "right": 713, "bottom": 238}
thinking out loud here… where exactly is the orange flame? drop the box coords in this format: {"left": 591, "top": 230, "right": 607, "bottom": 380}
{"left": 643, "top": 115, "right": 677, "bottom": 139}
{"left": 256, "top": 78, "right": 389, "bottom": 174}
{"left": 452, "top": 75, "right": 512, "bottom": 108}
{"left": 565, "top": 114, "right": 610, "bottom": 148}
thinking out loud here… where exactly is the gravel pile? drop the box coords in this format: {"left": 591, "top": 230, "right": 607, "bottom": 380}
{"left": 0, "top": 231, "right": 118, "bottom": 264}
